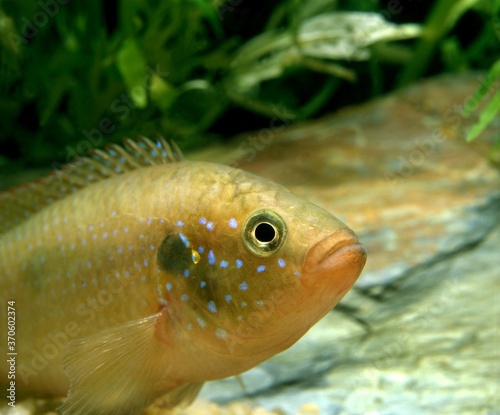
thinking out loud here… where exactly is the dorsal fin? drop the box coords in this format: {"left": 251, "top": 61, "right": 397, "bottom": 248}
{"left": 0, "top": 136, "right": 184, "bottom": 235}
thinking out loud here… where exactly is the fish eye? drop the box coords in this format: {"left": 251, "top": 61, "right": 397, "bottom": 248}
{"left": 243, "top": 210, "right": 287, "bottom": 256}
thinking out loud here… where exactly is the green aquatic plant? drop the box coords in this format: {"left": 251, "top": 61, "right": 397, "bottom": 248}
{"left": 0, "top": 0, "right": 497, "bottom": 172}
{"left": 461, "top": 59, "right": 500, "bottom": 163}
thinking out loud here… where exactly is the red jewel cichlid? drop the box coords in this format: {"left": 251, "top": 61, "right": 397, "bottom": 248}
{"left": 0, "top": 137, "right": 366, "bottom": 414}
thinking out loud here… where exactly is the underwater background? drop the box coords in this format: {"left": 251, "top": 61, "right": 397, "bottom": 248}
{"left": 1, "top": 1, "right": 499, "bottom": 414}
{"left": 0, "top": 0, "right": 498, "bottom": 172}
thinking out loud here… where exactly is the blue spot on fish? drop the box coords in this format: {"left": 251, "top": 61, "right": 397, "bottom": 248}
{"left": 176, "top": 220, "right": 184, "bottom": 227}
{"left": 207, "top": 301, "right": 217, "bottom": 313}
{"left": 200, "top": 281, "right": 207, "bottom": 288}
{"left": 278, "top": 258, "right": 286, "bottom": 268}
{"left": 257, "top": 265, "right": 266, "bottom": 273}
{"left": 241, "top": 301, "right": 248, "bottom": 308}
{"left": 229, "top": 218, "right": 238, "bottom": 229}
{"left": 208, "top": 250, "right": 216, "bottom": 265}
{"left": 236, "top": 259, "right": 243, "bottom": 269}
{"left": 197, "top": 317, "right": 207, "bottom": 329}
{"left": 220, "top": 260, "right": 228, "bottom": 268}
{"left": 181, "top": 294, "right": 189, "bottom": 302}
{"left": 215, "top": 328, "right": 228, "bottom": 339}
{"left": 179, "top": 233, "right": 190, "bottom": 248}
{"left": 183, "top": 269, "right": 190, "bottom": 278}
{"left": 225, "top": 294, "right": 233, "bottom": 303}
{"left": 166, "top": 282, "right": 172, "bottom": 291}
{"left": 198, "top": 246, "right": 205, "bottom": 254}
{"left": 239, "top": 282, "right": 248, "bottom": 291}
{"left": 199, "top": 217, "right": 207, "bottom": 225}
{"left": 206, "top": 221, "right": 214, "bottom": 231}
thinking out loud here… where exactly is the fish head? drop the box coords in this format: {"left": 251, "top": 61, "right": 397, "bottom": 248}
{"left": 156, "top": 163, "right": 366, "bottom": 373}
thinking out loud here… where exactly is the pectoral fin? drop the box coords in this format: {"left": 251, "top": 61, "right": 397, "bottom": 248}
{"left": 59, "top": 311, "right": 174, "bottom": 415}
{"left": 146, "top": 382, "right": 204, "bottom": 412}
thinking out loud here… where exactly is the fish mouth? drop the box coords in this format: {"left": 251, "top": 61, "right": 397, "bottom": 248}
{"left": 302, "top": 228, "right": 367, "bottom": 290}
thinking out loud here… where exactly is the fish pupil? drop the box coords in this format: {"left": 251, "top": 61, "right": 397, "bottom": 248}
{"left": 243, "top": 209, "right": 287, "bottom": 256}
{"left": 254, "top": 222, "right": 276, "bottom": 243}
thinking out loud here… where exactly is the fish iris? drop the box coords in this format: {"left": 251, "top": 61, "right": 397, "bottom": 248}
{"left": 243, "top": 209, "right": 286, "bottom": 256}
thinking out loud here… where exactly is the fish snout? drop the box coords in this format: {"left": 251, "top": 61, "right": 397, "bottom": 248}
{"left": 302, "top": 227, "right": 367, "bottom": 292}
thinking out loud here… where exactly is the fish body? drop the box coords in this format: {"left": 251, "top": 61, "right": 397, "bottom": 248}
{"left": 0, "top": 138, "right": 366, "bottom": 414}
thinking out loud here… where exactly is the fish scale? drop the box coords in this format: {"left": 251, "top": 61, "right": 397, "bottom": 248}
{"left": 0, "top": 137, "right": 366, "bottom": 415}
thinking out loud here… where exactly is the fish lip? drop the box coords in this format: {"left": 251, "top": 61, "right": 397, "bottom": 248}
{"left": 302, "top": 228, "right": 367, "bottom": 277}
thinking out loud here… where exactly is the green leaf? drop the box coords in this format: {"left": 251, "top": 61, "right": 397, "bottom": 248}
{"left": 465, "top": 90, "right": 500, "bottom": 142}
{"left": 116, "top": 38, "right": 148, "bottom": 108}
{"left": 150, "top": 75, "right": 178, "bottom": 112}
{"left": 461, "top": 59, "right": 500, "bottom": 142}
{"left": 190, "top": 0, "right": 223, "bottom": 38}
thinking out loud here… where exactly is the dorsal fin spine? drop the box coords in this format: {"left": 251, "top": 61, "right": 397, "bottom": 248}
{"left": 0, "top": 136, "right": 183, "bottom": 235}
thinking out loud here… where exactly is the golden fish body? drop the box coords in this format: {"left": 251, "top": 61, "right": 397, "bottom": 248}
{"left": 0, "top": 138, "right": 366, "bottom": 414}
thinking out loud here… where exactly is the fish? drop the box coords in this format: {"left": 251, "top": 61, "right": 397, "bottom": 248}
{"left": 0, "top": 137, "right": 366, "bottom": 414}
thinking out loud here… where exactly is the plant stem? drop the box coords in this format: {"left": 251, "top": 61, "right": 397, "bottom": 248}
{"left": 397, "top": 0, "right": 479, "bottom": 87}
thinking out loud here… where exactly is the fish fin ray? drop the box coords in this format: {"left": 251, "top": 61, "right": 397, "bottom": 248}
{"left": 148, "top": 382, "right": 204, "bottom": 410}
{"left": 0, "top": 136, "right": 183, "bottom": 234}
{"left": 59, "top": 310, "right": 174, "bottom": 415}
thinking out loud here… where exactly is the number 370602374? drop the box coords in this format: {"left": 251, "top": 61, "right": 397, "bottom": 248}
{"left": 7, "top": 300, "right": 16, "bottom": 352}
